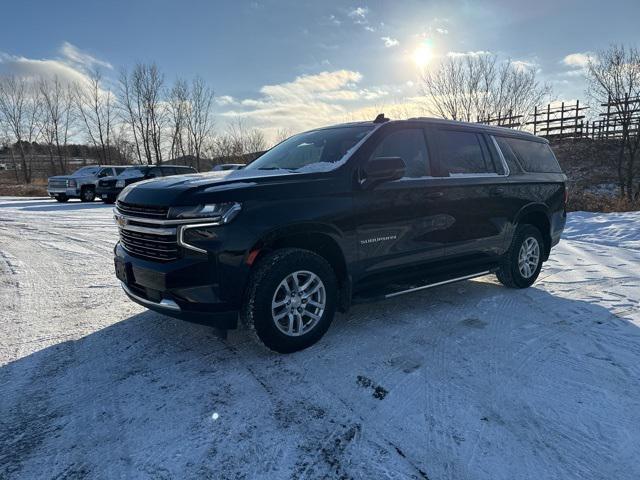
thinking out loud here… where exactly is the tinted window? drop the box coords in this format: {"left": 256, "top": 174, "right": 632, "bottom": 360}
{"left": 146, "top": 168, "right": 162, "bottom": 178}
{"left": 436, "top": 130, "right": 492, "bottom": 175}
{"left": 161, "top": 167, "right": 177, "bottom": 176}
{"left": 503, "top": 137, "right": 561, "bottom": 173}
{"left": 97, "top": 168, "right": 112, "bottom": 178}
{"left": 493, "top": 136, "right": 523, "bottom": 174}
{"left": 114, "top": 167, "right": 126, "bottom": 175}
{"left": 371, "top": 128, "right": 430, "bottom": 178}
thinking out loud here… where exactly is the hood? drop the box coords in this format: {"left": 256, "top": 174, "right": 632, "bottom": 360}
{"left": 118, "top": 168, "right": 337, "bottom": 206}
{"left": 48, "top": 175, "right": 73, "bottom": 181}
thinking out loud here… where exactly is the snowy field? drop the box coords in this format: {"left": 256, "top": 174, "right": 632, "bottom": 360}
{"left": 1, "top": 197, "right": 639, "bottom": 480}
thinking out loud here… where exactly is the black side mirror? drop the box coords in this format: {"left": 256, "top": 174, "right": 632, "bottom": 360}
{"left": 363, "top": 156, "right": 405, "bottom": 187}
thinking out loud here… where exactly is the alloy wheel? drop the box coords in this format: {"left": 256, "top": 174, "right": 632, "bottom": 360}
{"left": 271, "top": 270, "right": 326, "bottom": 337}
{"left": 518, "top": 237, "right": 540, "bottom": 278}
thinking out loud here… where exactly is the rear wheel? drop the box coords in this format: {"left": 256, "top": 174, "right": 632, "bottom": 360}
{"left": 80, "top": 187, "right": 95, "bottom": 202}
{"left": 496, "top": 224, "right": 544, "bottom": 288}
{"left": 241, "top": 248, "right": 337, "bottom": 353}
{"left": 54, "top": 195, "right": 69, "bottom": 203}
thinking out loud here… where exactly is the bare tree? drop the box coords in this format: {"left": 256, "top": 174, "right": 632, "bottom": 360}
{"left": 420, "top": 54, "right": 551, "bottom": 126}
{"left": 185, "top": 77, "right": 214, "bottom": 171}
{"left": 39, "top": 76, "right": 74, "bottom": 174}
{"left": 206, "top": 118, "right": 266, "bottom": 165}
{"left": 0, "top": 76, "right": 42, "bottom": 183}
{"left": 116, "top": 63, "right": 166, "bottom": 165}
{"left": 586, "top": 44, "right": 640, "bottom": 199}
{"left": 73, "top": 68, "right": 114, "bottom": 164}
{"left": 274, "top": 127, "right": 293, "bottom": 144}
{"left": 167, "top": 78, "right": 190, "bottom": 161}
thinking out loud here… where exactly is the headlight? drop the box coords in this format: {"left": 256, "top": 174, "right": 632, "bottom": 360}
{"left": 116, "top": 180, "right": 125, "bottom": 188}
{"left": 169, "top": 202, "right": 242, "bottom": 223}
{"left": 68, "top": 179, "right": 77, "bottom": 188}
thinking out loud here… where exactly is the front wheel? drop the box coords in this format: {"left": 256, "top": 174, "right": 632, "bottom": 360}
{"left": 55, "top": 195, "right": 69, "bottom": 203}
{"left": 496, "top": 224, "right": 544, "bottom": 288}
{"left": 241, "top": 248, "right": 337, "bottom": 353}
{"left": 80, "top": 187, "right": 95, "bottom": 202}
{"left": 102, "top": 195, "right": 116, "bottom": 204}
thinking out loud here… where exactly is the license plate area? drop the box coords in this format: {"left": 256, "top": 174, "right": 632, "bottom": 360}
{"left": 114, "top": 258, "right": 130, "bottom": 283}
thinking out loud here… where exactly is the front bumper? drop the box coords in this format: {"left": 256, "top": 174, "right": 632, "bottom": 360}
{"left": 96, "top": 186, "right": 122, "bottom": 199}
{"left": 47, "top": 187, "right": 79, "bottom": 198}
{"left": 114, "top": 243, "right": 239, "bottom": 329}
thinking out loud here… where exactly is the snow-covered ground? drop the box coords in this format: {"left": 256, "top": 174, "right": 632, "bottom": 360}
{"left": 1, "top": 197, "right": 639, "bottom": 480}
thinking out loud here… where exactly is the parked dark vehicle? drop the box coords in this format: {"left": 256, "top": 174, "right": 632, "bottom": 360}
{"left": 48, "top": 165, "right": 127, "bottom": 202}
{"left": 113, "top": 116, "right": 567, "bottom": 353}
{"left": 97, "top": 165, "right": 197, "bottom": 203}
{"left": 212, "top": 163, "right": 244, "bottom": 171}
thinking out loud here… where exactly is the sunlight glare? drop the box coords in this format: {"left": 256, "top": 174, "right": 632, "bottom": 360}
{"left": 413, "top": 44, "right": 433, "bottom": 68}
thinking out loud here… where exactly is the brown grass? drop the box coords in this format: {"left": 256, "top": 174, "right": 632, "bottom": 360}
{"left": 0, "top": 178, "right": 48, "bottom": 197}
{"left": 567, "top": 191, "right": 640, "bottom": 213}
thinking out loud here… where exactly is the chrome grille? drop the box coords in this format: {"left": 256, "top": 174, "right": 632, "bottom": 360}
{"left": 48, "top": 179, "right": 68, "bottom": 189}
{"left": 116, "top": 201, "right": 168, "bottom": 219}
{"left": 119, "top": 227, "right": 178, "bottom": 262}
{"left": 116, "top": 202, "right": 177, "bottom": 262}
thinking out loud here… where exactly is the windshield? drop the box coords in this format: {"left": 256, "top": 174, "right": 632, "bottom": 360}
{"left": 118, "top": 167, "right": 147, "bottom": 178}
{"left": 73, "top": 166, "right": 99, "bottom": 175}
{"left": 245, "top": 125, "right": 373, "bottom": 172}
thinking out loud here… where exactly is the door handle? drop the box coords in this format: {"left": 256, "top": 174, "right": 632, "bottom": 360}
{"left": 489, "top": 186, "right": 505, "bottom": 196}
{"left": 424, "top": 191, "right": 444, "bottom": 199}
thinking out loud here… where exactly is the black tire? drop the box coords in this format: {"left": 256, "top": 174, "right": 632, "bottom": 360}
{"left": 55, "top": 195, "right": 69, "bottom": 203}
{"left": 102, "top": 196, "right": 116, "bottom": 204}
{"left": 241, "top": 248, "right": 338, "bottom": 353}
{"left": 80, "top": 187, "right": 95, "bottom": 202}
{"left": 496, "top": 224, "right": 544, "bottom": 289}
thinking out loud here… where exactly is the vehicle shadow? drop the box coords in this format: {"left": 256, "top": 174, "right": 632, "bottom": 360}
{"left": 2, "top": 280, "right": 640, "bottom": 479}
{"left": 0, "top": 200, "right": 113, "bottom": 211}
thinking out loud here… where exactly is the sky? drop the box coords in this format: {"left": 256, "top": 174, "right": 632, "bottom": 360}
{"left": 1, "top": 0, "right": 639, "bottom": 141}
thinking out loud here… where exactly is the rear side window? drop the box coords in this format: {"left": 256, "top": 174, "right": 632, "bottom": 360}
{"left": 493, "top": 136, "right": 523, "bottom": 174}
{"left": 501, "top": 137, "right": 561, "bottom": 173}
{"left": 146, "top": 167, "right": 163, "bottom": 178}
{"left": 371, "top": 128, "right": 430, "bottom": 178}
{"left": 435, "top": 130, "right": 493, "bottom": 175}
{"left": 114, "top": 167, "right": 126, "bottom": 175}
{"left": 161, "top": 167, "right": 177, "bottom": 176}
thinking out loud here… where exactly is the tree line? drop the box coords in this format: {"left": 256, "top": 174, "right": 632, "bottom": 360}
{"left": 0, "top": 64, "right": 267, "bottom": 183}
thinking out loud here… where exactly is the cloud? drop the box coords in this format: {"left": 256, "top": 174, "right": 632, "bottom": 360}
{"left": 349, "top": 7, "right": 368, "bottom": 19}
{"left": 215, "top": 95, "right": 236, "bottom": 106}
{"left": 381, "top": 37, "right": 399, "bottom": 48}
{"left": 435, "top": 28, "right": 449, "bottom": 35}
{"left": 219, "top": 70, "right": 396, "bottom": 140}
{"left": 511, "top": 60, "right": 538, "bottom": 72}
{"left": 0, "top": 42, "right": 112, "bottom": 87}
{"left": 446, "top": 50, "right": 492, "bottom": 58}
{"left": 60, "top": 42, "right": 112, "bottom": 70}
{"left": 563, "top": 52, "right": 595, "bottom": 68}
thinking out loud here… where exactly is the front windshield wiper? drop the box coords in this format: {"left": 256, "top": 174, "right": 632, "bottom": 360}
{"left": 257, "top": 166, "right": 294, "bottom": 171}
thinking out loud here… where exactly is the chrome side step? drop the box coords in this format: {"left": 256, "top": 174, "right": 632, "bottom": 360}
{"left": 384, "top": 270, "right": 492, "bottom": 299}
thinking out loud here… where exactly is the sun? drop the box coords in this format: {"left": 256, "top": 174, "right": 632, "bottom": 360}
{"left": 413, "top": 44, "right": 433, "bottom": 68}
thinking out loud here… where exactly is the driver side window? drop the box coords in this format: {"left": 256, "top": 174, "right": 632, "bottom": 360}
{"left": 370, "top": 128, "right": 430, "bottom": 178}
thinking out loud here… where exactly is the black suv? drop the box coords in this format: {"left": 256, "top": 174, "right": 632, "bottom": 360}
{"left": 97, "top": 165, "right": 197, "bottom": 203}
{"left": 114, "top": 117, "right": 566, "bottom": 353}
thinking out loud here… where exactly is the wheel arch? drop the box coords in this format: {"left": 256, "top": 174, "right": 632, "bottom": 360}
{"left": 514, "top": 203, "right": 552, "bottom": 260}
{"left": 247, "top": 224, "right": 351, "bottom": 312}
